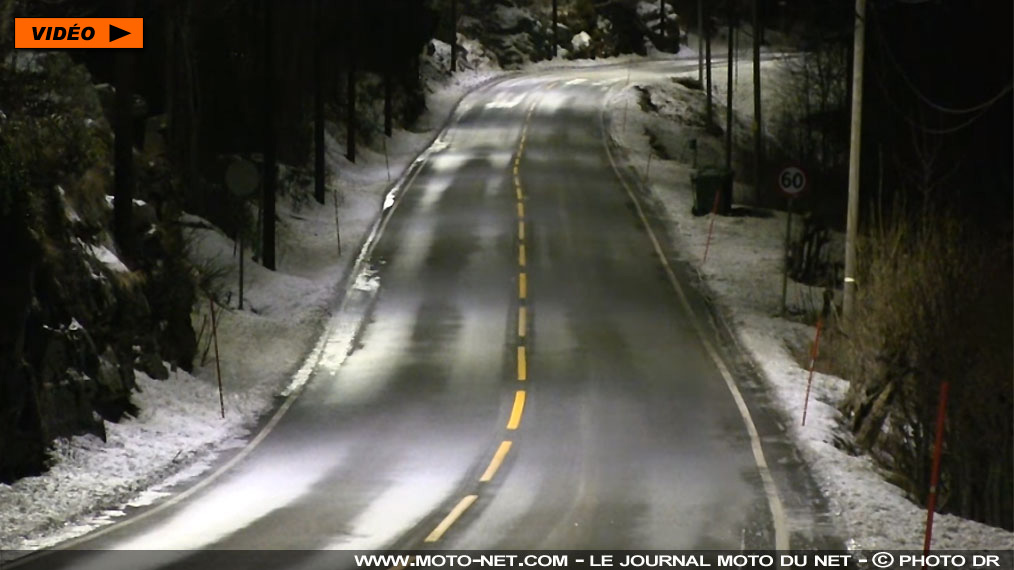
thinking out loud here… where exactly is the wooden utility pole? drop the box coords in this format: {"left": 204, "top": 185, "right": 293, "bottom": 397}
{"left": 752, "top": 0, "right": 763, "bottom": 204}
{"left": 262, "top": 0, "right": 276, "bottom": 270}
{"left": 313, "top": 0, "right": 325, "bottom": 205}
{"left": 843, "top": 0, "right": 866, "bottom": 319}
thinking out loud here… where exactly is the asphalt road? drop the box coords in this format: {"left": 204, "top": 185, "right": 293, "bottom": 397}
{"left": 14, "top": 61, "right": 840, "bottom": 569}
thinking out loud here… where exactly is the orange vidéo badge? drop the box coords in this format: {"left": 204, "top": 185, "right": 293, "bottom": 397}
{"left": 15, "top": 18, "right": 143, "bottom": 48}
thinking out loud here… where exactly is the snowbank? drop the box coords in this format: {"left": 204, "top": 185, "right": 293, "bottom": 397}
{"left": 0, "top": 57, "right": 506, "bottom": 552}
{"left": 604, "top": 58, "right": 1014, "bottom": 550}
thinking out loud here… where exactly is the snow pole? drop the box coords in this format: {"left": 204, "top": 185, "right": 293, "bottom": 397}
{"left": 923, "top": 381, "right": 950, "bottom": 557}
{"left": 801, "top": 318, "right": 824, "bottom": 426}
{"left": 209, "top": 297, "right": 225, "bottom": 419}
{"left": 702, "top": 186, "right": 722, "bottom": 263}
{"left": 384, "top": 136, "right": 391, "bottom": 181}
{"left": 333, "top": 186, "right": 342, "bottom": 256}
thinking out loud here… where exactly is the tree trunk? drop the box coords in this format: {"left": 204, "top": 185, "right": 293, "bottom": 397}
{"left": 165, "top": 0, "right": 201, "bottom": 213}
{"left": 450, "top": 0, "right": 457, "bottom": 72}
{"left": 113, "top": 0, "right": 136, "bottom": 252}
{"left": 262, "top": 0, "right": 276, "bottom": 271}
{"left": 552, "top": 0, "right": 558, "bottom": 58}
{"left": 752, "top": 0, "right": 763, "bottom": 204}
{"left": 313, "top": 0, "right": 325, "bottom": 205}
{"left": 724, "top": 10, "right": 734, "bottom": 174}
{"left": 705, "top": 11, "right": 713, "bottom": 127}
{"left": 346, "top": 63, "right": 357, "bottom": 163}
{"left": 659, "top": 0, "right": 665, "bottom": 39}
{"left": 384, "top": 67, "right": 393, "bottom": 137}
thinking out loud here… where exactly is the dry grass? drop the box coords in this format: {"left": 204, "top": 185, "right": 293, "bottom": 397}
{"left": 839, "top": 212, "right": 1012, "bottom": 529}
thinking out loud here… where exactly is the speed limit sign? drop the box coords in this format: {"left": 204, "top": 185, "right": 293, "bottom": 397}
{"left": 777, "top": 165, "right": 808, "bottom": 197}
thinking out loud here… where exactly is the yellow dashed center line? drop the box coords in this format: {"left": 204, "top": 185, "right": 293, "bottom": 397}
{"left": 507, "top": 390, "right": 526, "bottom": 430}
{"left": 420, "top": 88, "right": 549, "bottom": 550}
{"left": 424, "top": 495, "right": 478, "bottom": 543}
{"left": 479, "top": 441, "right": 513, "bottom": 483}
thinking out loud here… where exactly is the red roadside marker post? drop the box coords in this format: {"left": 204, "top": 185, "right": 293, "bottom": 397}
{"left": 923, "top": 381, "right": 951, "bottom": 557}
{"left": 209, "top": 297, "right": 225, "bottom": 419}
{"left": 801, "top": 318, "right": 824, "bottom": 426}
{"left": 777, "top": 164, "right": 808, "bottom": 315}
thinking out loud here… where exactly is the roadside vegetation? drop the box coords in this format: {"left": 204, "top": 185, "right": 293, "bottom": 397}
{"left": 841, "top": 208, "right": 1012, "bottom": 529}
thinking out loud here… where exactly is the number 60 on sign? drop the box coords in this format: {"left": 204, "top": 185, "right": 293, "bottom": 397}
{"left": 777, "top": 165, "right": 808, "bottom": 197}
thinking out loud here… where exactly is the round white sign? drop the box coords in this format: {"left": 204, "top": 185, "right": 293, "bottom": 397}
{"left": 226, "top": 159, "right": 259, "bottom": 198}
{"left": 777, "top": 165, "right": 808, "bottom": 197}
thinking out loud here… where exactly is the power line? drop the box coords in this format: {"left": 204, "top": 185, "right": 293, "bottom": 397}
{"left": 869, "top": 27, "right": 994, "bottom": 136}
{"left": 870, "top": 3, "right": 1013, "bottom": 116}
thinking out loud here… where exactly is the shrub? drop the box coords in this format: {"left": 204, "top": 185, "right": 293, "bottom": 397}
{"left": 841, "top": 212, "right": 1013, "bottom": 529}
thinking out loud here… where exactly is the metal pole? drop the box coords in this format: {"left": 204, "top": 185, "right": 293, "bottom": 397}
{"left": 843, "top": 0, "right": 866, "bottom": 319}
{"left": 781, "top": 197, "right": 794, "bottom": 315}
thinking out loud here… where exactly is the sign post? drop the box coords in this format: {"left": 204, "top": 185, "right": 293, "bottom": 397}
{"left": 225, "top": 158, "right": 259, "bottom": 310}
{"left": 777, "top": 164, "right": 808, "bottom": 315}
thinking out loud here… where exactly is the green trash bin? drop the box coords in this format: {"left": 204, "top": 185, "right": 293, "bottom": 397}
{"left": 690, "top": 167, "right": 733, "bottom": 216}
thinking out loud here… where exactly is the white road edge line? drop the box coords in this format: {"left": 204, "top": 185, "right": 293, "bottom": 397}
{"left": 26, "top": 79, "right": 503, "bottom": 560}
{"left": 598, "top": 79, "right": 790, "bottom": 551}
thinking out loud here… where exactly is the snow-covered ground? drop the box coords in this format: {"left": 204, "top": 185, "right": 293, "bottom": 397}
{"left": 0, "top": 51, "right": 507, "bottom": 552}
{"left": 3, "top": 33, "right": 1010, "bottom": 554}
{"left": 604, "top": 56, "right": 1014, "bottom": 550}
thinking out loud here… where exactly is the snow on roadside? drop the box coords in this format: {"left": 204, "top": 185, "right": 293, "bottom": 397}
{"left": 1, "top": 371, "right": 254, "bottom": 551}
{"left": 605, "top": 60, "right": 1014, "bottom": 550}
{"left": 0, "top": 59, "right": 507, "bottom": 552}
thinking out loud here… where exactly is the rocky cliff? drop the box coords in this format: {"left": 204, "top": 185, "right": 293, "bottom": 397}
{"left": 0, "top": 52, "right": 196, "bottom": 483}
